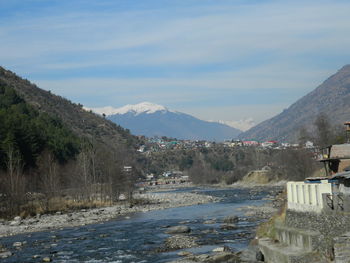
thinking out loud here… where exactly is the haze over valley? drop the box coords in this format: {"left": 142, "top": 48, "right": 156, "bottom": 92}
{"left": 1, "top": 1, "right": 350, "bottom": 262}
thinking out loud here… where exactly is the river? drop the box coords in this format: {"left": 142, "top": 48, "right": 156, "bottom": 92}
{"left": 0, "top": 187, "right": 274, "bottom": 262}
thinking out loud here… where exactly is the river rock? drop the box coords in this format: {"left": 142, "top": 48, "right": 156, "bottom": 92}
{"left": 185, "top": 252, "right": 240, "bottom": 263}
{"left": 27, "top": 218, "right": 39, "bottom": 224}
{"left": 0, "top": 251, "right": 12, "bottom": 258}
{"left": 203, "top": 219, "right": 216, "bottom": 224}
{"left": 163, "top": 235, "right": 198, "bottom": 250}
{"left": 165, "top": 226, "right": 191, "bottom": 234}
{"left": 204, "top": 252, "right": 240, "bottom": 263}
{"left": 13, "top": 241, "right": 23, "bottom": 247}
{"left": 195, "top": 254, "right": 210, "bottom": 261}
{"left": 42, "top": 256, "right": 51, "bottom": 262}
{"left": 220, "top": 224, "right": 237, "bottom": 230}
{"left": 177, "top": 251, "right": 193, "bottom": 257}
{"left": 223, "top": 215, "right": 239, "bottom": 223}
{"left": 212, "top": 246, "right": 230, "bottom": 252}
{"left": 14, "top": 216, "right": 21, "bottom": 221}
{"left": 10, "top": 220, "right": 21, "bottom": 226}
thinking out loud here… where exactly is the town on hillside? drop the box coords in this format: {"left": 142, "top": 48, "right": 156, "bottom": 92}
{"left": 136, "top": 136, "right": 314, "bottom": 153}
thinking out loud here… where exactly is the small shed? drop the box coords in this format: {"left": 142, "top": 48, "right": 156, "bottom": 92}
{"left": 319, "top": 144, "right": 350, "bottom": 176}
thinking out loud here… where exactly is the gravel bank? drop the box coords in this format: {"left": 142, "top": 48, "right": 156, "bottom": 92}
{"left": 0, "top": 191, "right": 219, "bottom": 238}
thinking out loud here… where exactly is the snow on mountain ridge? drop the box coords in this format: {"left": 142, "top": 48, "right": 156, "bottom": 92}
{"left": 87, "top": 102, "right": 173, "bottom": 116}
{"left": 209, "top": 118, "right": 255, "bottom": 131}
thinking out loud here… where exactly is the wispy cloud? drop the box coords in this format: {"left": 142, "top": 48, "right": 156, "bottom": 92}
{"left": 1, "top": 0, "right": 350, "bottom": 124}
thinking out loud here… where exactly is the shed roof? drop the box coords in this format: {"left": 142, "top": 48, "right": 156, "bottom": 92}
{"left": 305, "top": 176, "right": 330, "bottom": 181}
{"left": 330, "top": 144, "right": 350, "bottom": 159}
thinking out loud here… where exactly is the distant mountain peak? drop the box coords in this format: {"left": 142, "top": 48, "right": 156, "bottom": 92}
{"left": 88, "top": 102, "right": 173, "bottom": 116}
{"left": 95, "top": 102, "right": 242, "bottom": 141}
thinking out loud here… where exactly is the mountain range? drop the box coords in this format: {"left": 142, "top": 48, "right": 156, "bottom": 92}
{"left": 3, "top": 63, "right": 350, "bottom": 145}
{"left": 89, "top": 102, "right": 242, "bottom": 141}
{"left": 240, "top": 65, "right": 350, "bottom": 142}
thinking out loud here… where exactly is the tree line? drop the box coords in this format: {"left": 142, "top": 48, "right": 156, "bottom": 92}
{"left": 0, "top": 85, "right": 139, "bottom": 218}
{"left": 299, "top": 113, "right": 346, "bottom": 148}
{"left": 140, "top": 144, "right": 318, "bottom": 185}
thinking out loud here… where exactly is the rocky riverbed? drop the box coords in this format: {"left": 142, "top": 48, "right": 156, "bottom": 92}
{"left": 0, "top": 186, "right": 284, "bottom": 262}
{"left": 0, "top": 190, "right": 219, "bottom": 238}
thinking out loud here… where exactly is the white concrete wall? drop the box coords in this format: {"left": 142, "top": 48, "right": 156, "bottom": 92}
{"left": 287, "top": 180, "right": 332, "bottom": 213}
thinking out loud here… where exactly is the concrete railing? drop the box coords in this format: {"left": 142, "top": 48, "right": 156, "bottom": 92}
{"left": 287, "top": 180, "right": 332, "bottom": 213}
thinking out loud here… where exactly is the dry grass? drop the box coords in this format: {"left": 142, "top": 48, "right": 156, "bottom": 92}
{"left": 18, "top": 198, "right": 115, "bottom": 218}
{"left": 256, "top": 190, "right": 287, "bottom": 240}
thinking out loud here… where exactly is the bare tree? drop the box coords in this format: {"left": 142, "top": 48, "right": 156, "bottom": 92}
{"left": 37, "top": 150, "right": 61, "bottom": 210}
{"left": 4, "top": 145, "right": 26, "bottom": 215}
{"left": 275, "top": 149, "right": 319, "bottom": 181}
{"left": 298, "top": 126, "right": 311, "bottom": 146}
{"left": 313, "top": 113, "right": 333, "bottom": 148}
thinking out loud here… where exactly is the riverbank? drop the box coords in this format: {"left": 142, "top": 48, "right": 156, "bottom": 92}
{"left": 0, "top": 190, "right": 219, "bottom": 238}
{"left": 163, "top": 186, "right": 285, "bottom": 263}
{"left": 0, "top": 185, "right": 285, "bottom": 262}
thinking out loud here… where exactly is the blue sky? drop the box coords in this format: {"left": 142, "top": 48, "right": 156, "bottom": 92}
{"left": 1, "top": 0, "right": 350, "bottom": 126}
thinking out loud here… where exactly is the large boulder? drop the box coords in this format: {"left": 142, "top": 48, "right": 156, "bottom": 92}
{"left": 203, "top": 252, "right": 241, "bottom": 263}
{"left": 165, "top": 225, "right": 191, "bottom": 234}
{"left": 0, "top": 251, "right": 12, "bottom": 258}
{"left": 203, "top": 219, "right": 217, "bottom": 224}
{"left": 223, "top": 215, "right": 239, "bottom": 223}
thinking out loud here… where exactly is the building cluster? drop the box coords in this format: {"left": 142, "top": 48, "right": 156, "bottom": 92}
{"left": 141, "top": 170, "right": 190, "bottom": 186}
{"left": 222, "top": 139, "right": 303, "bottom": 149}
{"left": 259, "top": 122, "right": 350, "bottom": 262}
{"left": 287, "top": 141, "right": 350, "bottom": 214}
{"left": 136, "top": 136, "right": 314, "bottom": 154}
{"left": 137, "top": 137, "right": 214, "bottom": 153}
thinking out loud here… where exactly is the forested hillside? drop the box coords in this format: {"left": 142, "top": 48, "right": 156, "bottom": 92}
{"left": 0, "top": 85, "right": 80, "bottom": 169}
{"left": 0, "top": 67, "right": 139, "bottom": 150}
{"left": 0, "top": 67, "right": 142, "bottom": 218}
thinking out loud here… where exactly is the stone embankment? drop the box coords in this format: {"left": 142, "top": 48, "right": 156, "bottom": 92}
{"left": 257, "top": 207, "right": 350, "bottom": 262}
{"left": 0, "top": 191, "right": 218, "bottom": 238}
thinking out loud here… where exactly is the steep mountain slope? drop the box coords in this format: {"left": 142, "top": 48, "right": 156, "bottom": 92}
{"left": 0, "top": 85, "right": 81, "bottom": 168}
{"left": 92, "top": 102, "right": 242, "bottom": 141}
{"left": 0, "top": 67, "right": 139, "bottom": 152}
{"left": 240, "top": 65, "right": 350, "bottom": 142}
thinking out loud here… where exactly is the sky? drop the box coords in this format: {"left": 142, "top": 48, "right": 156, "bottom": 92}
{"left": 1, "top": 0, "right": 350, "bottom": 128}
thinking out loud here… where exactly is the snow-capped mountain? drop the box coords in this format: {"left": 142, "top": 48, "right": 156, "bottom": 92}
{"left": 90, "top": 102, "right": 172, "bottom": 116}
{"left": 88, "top": 102, "right": 242, "bottom": 141}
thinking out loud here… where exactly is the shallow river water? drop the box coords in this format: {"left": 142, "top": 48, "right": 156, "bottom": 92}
{"left": 0, "top": 187, "right": 272, "bottom": 263}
